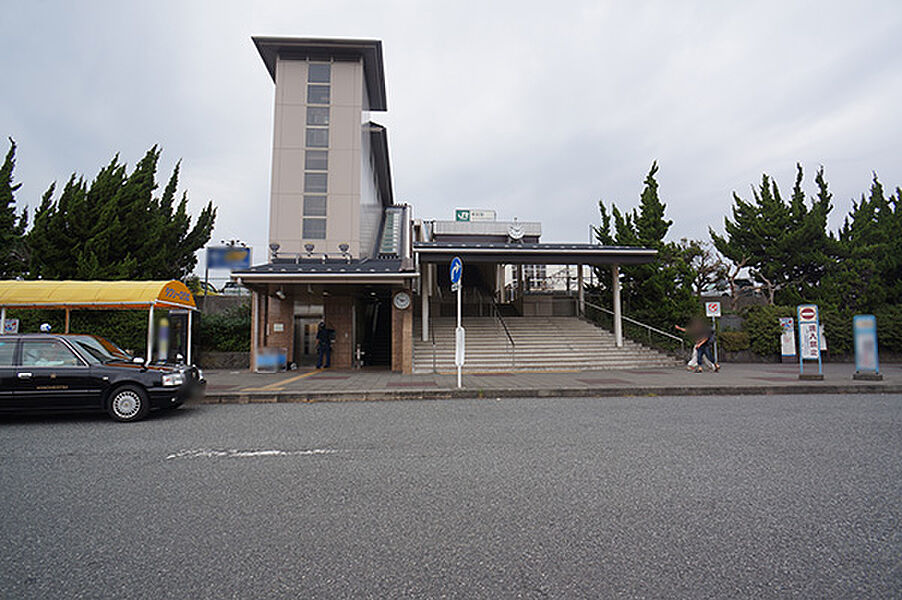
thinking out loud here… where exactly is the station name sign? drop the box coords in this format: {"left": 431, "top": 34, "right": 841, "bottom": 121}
{"left": 455, "top": 209, "right": 496, "bottom": 222}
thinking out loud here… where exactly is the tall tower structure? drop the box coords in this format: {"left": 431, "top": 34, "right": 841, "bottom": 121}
{"left": 253, "top": 37, "right": 392, "bottom": 259}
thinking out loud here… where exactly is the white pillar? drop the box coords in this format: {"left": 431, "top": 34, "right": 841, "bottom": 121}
{"left": 146, "top": 305, "right": 155, "bottom": 364}
{"left": 0, "top": 307, "right": 5, "bottom": 335}
{"left": 577, "top": 265, "right": 585, "bottom": 316}
{"left": 612, "top": 264, "right": 622, "bottom": 347}
{"left": 186, "top": 310, "right": 193, "bottom": 365}
{"left": 421, "top": 264, "right": 431, "bottom": 341}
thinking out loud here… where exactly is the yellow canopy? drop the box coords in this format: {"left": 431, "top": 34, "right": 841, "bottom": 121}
{"left": 0, "top": 280, "right": 197, "bottom": 310}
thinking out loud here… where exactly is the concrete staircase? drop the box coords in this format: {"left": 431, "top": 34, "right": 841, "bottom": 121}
{"left": 413, "top": 316, "right": 681, "bottom": 374}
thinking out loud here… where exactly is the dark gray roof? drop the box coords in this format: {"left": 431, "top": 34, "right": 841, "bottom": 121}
{"left": 233, "top": 258, "right": 415, "bottom": 279}
{"left": 252, "top": 37, "right": 387, "bottom": 111}
{"left": 413, "top": 242, "right": 658, "bottom": 265}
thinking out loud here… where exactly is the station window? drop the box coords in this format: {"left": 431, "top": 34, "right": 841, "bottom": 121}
{"left": 306, "top": 106, "right": 329, "bottom": 126}
{"left": 305, "top": 150, "right": 328, "bottom": 171}
{"left": 303, "top": 195, "right": 327, "bottom": 216}
{"left": 303, "top": 218, "right": 327, "bottom": 239}
{"left": 304, "top": 172, "right": 327, "bottom": 194}
{"left": 307, "top": 85, "right": 330, "bottom": 105}
{"left": 306, "top": 128, "right": 329, "bottom": 148}
{"left": 308, "top": 63, "right": 331, "bottom": 83}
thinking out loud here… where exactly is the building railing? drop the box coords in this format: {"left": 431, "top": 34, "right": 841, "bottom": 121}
{"left": 490, "top": 297, "right": 516, "bottom": 369}
{"left": 583, "top": 300, "right": 685, "bottom": 354}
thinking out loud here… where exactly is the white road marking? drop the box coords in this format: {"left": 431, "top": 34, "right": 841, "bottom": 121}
{"left": 166, "top": 448, "right": 337, "bottom": 460}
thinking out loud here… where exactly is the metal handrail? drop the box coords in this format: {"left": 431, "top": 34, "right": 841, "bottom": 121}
{"left": 490, "top": 298, "right": 516, "bottom": 368}
{"left": 583, "top": 301, "right": 685, "bottom": 353}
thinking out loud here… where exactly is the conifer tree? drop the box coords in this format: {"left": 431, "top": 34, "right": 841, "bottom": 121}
{"left": 0, "top": 138, "right": 28, "bottom": 277}
{"left": 594, "top": 162, "right": 697, "bottom": 328}
{"left": 26, "top": 147, "right": 215, "bottom": 280}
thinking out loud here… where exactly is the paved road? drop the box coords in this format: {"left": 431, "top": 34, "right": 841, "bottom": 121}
{"left": 1, "top": 395, "right": 900, "bottom": 599}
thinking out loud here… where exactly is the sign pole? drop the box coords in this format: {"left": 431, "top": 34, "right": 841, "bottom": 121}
{"left": 450, "top": 256, "right": 464, "bottom": 389}
{"left": 712, "top": 315, "right": 718, "bottom": 365}
{"left": 457, "top": 283, "right": 462, "bottom": 388}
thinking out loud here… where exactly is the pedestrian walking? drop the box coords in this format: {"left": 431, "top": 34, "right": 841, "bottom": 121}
{"left": 694, "top": 323, "right": 720, "bottom": 373}
{"left": 315, "top": 321, "right": 334, "bottom": 369}
{"left": 674, "top": 318, "right": 714, "bottom": 371}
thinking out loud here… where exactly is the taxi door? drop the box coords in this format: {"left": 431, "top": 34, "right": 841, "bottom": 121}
{"left": 17, "top": 338, "right": 101, "bottom": 409}
{"left": 0, "top": 338, "right": 18, "bottom": 409}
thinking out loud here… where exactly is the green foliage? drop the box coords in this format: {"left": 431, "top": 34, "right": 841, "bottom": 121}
{"left": 710, "top": 165, "right": 834, "bottom": 304}
{"left": 593, "top": 162, "right": 699, "bottom": 332}
{"left": 25, "top": 146, "right": 216, "bottom": 281}
{"left": 742, "top": 305, "right": 794, "bottom": 356}
{"left": 0, "top": 138, "right": 28, "bottom": 277}
{"left": 197, "top": 302, "right": 250, "bottom": 352}
{"left": 7, "top": 309, "right": 150, "bottom": 353}
{"left": 718, "top": 330, "right": 750, "bottom": 352}
{"left": 874, "top": 305, "right": 902, "bottom": 353}
{"left": 819, "top": 176, "right": 902, "bottom": 313}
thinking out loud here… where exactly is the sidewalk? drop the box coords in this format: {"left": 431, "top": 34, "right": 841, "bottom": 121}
{"left": 198, "top": 362, "right": 902, "bottom": 404}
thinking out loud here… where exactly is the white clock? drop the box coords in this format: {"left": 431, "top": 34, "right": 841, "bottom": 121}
{"left": 393, "top": 291, "right": 411, "bottom": 310}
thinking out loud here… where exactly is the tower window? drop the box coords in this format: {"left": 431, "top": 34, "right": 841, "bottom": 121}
{"left": 307, "top": 85, "right": 330, "bottom": 104}
{"left": 305, "top": 128, "right": 329, "bottom": 148}
{"left": 303, "top": 195, "right": 327, "bottom": 216}
{"left": 307, "top": 106, "right": 329, "bottom": 126}
{"left": 303, "top": 218, "right": 327, "bottom": 239}
{"left": 308, "top": 63, "right": 331, "bottom": 83}
{"left": 305, "top": 150, "right": 328, "bottom": 171}
{"left": 304, "top": 172, "right": 327, "bottom": 194}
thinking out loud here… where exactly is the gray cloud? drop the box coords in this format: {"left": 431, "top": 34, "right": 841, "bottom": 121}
{"left": 2, "top": 0, "right": 900, "bottom": 280}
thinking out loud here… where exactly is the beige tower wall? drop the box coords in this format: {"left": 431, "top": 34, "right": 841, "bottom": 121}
{"left": 269, "top": 57, "right": 373, "bottom": 258}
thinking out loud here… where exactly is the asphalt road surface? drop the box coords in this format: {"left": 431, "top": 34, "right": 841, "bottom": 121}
{"left": 1, "top": 394, "right": 900, "bottom": 599}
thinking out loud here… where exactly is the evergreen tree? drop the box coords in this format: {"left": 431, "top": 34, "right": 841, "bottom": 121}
{"left": 26, "top": 147, "right": 216, "bottom": 280}
{"left": 0, "top": 138, "right": 28, "bottom": 277}
{"left": 821, "top": 174, "right": 902, "bottom": 311}
{"left": 593, "top": 162, "right": 698, "bottom": 329}
{"left": 710, "top": 165, "right": 833, "bottom": 305}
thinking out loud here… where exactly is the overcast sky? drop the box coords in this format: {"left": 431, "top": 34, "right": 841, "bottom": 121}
{"left": 2, "top": 1, "right": 900, "bottom": 280}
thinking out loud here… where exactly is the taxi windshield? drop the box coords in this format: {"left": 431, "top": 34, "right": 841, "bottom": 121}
{"left": 69, "top": 335, "right": 131, "bottom": 363}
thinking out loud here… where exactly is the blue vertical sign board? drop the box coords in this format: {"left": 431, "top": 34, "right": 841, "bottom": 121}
{"left": 853, "top": 315, "right": 879, "bottom": 375}
{"left": 797, "top": 304, "right": 821, "bottom": 376}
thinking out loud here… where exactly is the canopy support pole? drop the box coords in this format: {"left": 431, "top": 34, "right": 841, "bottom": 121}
{"left": 187, "top": 310, "right": 193, "bottom": 365}
{"left": 613, "top": 264, "right": 622, "bottom": 347}
{"left": 0, "top": 307, "right": 5, "bottom": 335}
{"left": 64, "top": 308, "right": 70, "bottom": 333}
{"left": 577, "top": 265, "right": 585, "bottom": 316}
{"left": 146, "top": 305, "right": 155, "bottom": 365}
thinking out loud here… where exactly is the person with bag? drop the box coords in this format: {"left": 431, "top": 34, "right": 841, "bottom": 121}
{"left": 675, "top": 317, "right": 715, "bottom": 371}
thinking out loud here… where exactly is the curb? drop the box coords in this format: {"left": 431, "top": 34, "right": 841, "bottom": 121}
{"left": 195, "top": 384, "right": 902, "bottom": 405}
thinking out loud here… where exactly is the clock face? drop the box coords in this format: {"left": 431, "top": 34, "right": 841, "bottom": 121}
{"left": 393, "top": 292, "right": 411, "bottom": 310}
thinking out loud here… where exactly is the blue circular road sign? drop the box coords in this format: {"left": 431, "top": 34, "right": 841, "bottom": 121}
{"left": 450, "top": 256, "right": 463, "bottom": 284}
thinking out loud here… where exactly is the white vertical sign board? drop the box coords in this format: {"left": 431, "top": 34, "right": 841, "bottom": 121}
{"left": 797, "top": 304, "right": 822, "bottom": 376}
{"left": 779, "top": 317, "right": 796, "bottom": 357}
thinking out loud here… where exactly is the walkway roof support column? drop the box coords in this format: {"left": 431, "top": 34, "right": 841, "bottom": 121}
{"left": 577, "top": 265, "right": 585, "bottom": 316}
{"left": 613, "top": 264, "right": 622, "bottom": 347}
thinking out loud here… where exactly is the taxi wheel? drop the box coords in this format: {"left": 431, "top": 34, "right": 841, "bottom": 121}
{"left": 106, "top": 385, "right": 150, "bottom": 422}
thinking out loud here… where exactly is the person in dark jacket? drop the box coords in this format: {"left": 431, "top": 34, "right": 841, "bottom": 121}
{"left": 315, "top": 321, "right": 333, "bottom": 368}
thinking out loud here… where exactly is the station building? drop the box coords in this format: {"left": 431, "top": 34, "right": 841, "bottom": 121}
{"left": 234, "top": 37, "right": 659, "bottom": 373}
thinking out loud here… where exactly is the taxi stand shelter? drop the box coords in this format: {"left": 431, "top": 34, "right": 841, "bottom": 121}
{"left": 0, "top": 280, "right": 198, "bottom": 365}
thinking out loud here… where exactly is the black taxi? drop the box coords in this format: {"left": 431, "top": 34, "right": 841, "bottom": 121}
{"left": 0, "top": 333, "right": 205, "bottom": 422}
